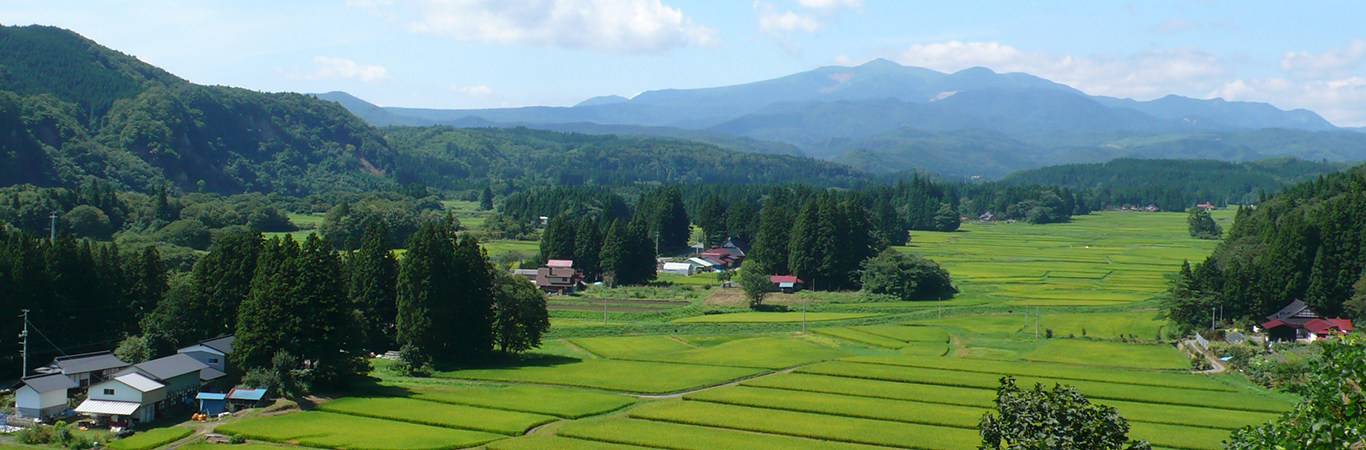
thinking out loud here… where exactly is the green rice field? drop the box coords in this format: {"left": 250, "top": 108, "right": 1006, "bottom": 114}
{"left": 224, "top": 211, "right": 1291, "bottom": 450}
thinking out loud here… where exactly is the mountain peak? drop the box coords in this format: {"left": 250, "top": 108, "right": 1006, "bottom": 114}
{"left": 953, "top": 66, "right": 998, "bottom": 76}
{"left": 857, "top": 58, "right": 904, "bottom": 69}
{"left": 575, "top": 95, "right": 629, "bottom": 107}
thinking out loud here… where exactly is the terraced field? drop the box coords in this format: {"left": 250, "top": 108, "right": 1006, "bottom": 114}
{"left": 221, "top": 211, "right": 1291, "bottom": 450}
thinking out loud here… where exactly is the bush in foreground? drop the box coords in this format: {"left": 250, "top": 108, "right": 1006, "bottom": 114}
{"left": 978, "top": 377, "right": 1150, "bottom": 450}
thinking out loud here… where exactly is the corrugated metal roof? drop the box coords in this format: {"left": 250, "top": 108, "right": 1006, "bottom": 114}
{"left": 114, "top": 373, "right": 165, "bottom": 393}
{"left": 546, "top": 259, "right": 574, "bottom": 268}
{"left": 22, "top": 373, "right": 78, "bottom": 393}
{"left": 196, "top": 392, "right": 227, "bottom": 400}
{"left": 74, "top": 399, "right": 141, "bottom": 416}
{"left": 227, "top": 388, "right": 267, "bottom": 401}
{"left": 54, "top": 352, "right": 129, "bottom": 375}
{"left": 135, "top": 354, "right": 207, "bottom": 380}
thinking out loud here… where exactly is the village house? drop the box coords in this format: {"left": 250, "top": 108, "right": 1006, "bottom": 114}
{"left": 176, "top": 336, "right": 234, "bottom": 375}
{"left": 12, "top": 373, "right": 78, "bottom": 420}
{"left": 536, "top": 259, "right": 584, "bottom": 295}
{"left": 34, "top": 351, "right": 130, "bottom": 389}
{"left": 685, "top": 257, "right": 718, "bottom": 273}
{"left": 661, "top": 262, "right": 695, "bottom": 276}
{"left": 769, "top": 275, "right": 805, "bottom": 294}
{"left": 1261, "top": 299, "right": 1354, "bottom": 342}
{"left": 74, "top": 372, "right": 166, "bottom": 428}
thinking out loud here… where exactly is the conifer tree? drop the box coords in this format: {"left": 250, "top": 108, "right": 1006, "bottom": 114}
{"left": 598, "top": 219, "right": 626, "bottom": 287}
{"left": 788, "top": 198, "right": 823, "bottom": 287}
{"left": 573, "top": 217, "right": 603, "bottom": 280}
{"left": 724, "top": 199, "right": 759, "bottom": 244}
{"left": 350, "top": 220, "right": 399, "bottom": 352}
{"left": 124, "top": 246, "right": 166, "bottom": 325}
{"left": 449, "top": 233, "right": 496, "bottom": 359}
{"left": 396, "top": 220, "right": 457, "bottom": 361}
{"left": 624, "top": 218, "right": 658, "bottom": 286}
{"left": 478, "top": 186, "right": 495, "bottom": 211}
{"left": 539, "top": 213, "right": 576, "bottom": 261}
{"left": 698, "top": 194, "right": 728, "bottom": 247}
{"left": 752, "top": 203, "right": 793, "bottom": 275}
{"left": 191, "top": 230, "right": 265, "bottom": 338}
{"left": 293, "top": 234, "right": 364, "bottom": 383}
{"left": 234, "top": 237, "right": 300, "bottom": 370}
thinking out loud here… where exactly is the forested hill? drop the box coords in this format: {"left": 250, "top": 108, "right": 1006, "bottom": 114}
{"left": 0, "top": 25, "right": 878, "bottom": 196}
{"left": 0, "top": 25, "right": 398, "bottom": 195}
{"left": 383, "top": 126, "right": 870, "bottom": 191}
{"left": 1167, "top": 161, "right": 1366, "bottom": 331}
{"left": 998, "top": 157, "right": 1348, "bottom": 210}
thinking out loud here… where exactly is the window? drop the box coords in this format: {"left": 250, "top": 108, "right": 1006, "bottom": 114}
{"left": 209, "top": 358, "right": 219, "bottom": 364}
{"left": 103, "top": 388, "right": 114, "bottom": 395}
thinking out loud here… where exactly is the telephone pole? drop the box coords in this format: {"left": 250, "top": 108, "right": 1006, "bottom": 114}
{"left": 19, "top": 309, "right": 29, "bottom": 378}
{"left": 49, "top": 211, "right": 58, "bottom": 241}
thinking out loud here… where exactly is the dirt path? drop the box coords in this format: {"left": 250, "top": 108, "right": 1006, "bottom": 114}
{"left": 1180, "top": 340, "right": 1228, "bottom": 374}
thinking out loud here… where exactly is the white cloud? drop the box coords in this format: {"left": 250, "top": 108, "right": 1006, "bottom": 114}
{"left": 362, "top": 0, "right": 717, "bottom": 55}
{"left": 893, "top": 41, "right": 1229, "bottom": 99}
{"left": 452, "top": 85, "right": 494, "bottom": 96}
{"left": 754, "top": 0, "right": 862, "bottom": 48}
{"left": 1210, "top": 76, "right": 1366, "bottom": 127}
{"left": 1281, "top": 39, "right": 1366, "bottom": 78}
{"left": 304, "top": 56, "right": 391, "bottom": 82}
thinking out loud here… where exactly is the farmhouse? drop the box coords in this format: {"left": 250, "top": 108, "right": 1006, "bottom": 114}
{"left": 119, "top": 353, "right": 216, "bottom": 404}
{"left": 225, "top": 388, "right": 269, "bottom": 411}
{"left": 177, "top": 335, "right": 234, "bottom": 375}
{"left": 770, "top": 275, "right": 805, "bottom": 294}
{"left": 685, "top": 257, "right": 717, "bottom": 273}
{"left": 35, "top": 351, "right": 130, "bottom": 389}
{"left": 1261, "top": 300, "right": 1355, "bottom": 342}
{"left": 195, "top": 392, "right": 227, "bottom": 415}
{"left": 12, "top": 373, "right": 78, "bottom": 420}
{"left": 74, "top": 372, "right": 166, "bottom": 427}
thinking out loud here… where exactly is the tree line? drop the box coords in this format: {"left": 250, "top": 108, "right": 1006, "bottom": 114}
{"left": 1165, "top": 167, "right": 1366, "bottom": 332}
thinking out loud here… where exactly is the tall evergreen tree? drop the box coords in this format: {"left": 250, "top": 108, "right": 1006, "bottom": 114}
{"left": 623, "top": 218, "right": 659, "bottom": 286}
{"left": 478, "top": 186, "right": 494, "bottom": 211}
{"left": 573, "top": 217, "right": 603, "bottom": 281}
{"left": 539, "top": 213, "right": 576, "bottom": 261}
{"left": 599, "top": 219, "right": 627, "bottom": 287}
{"left": 396, "top": 220, "right": 458, "bottom": 361}
{"left": 752, "top": 203, "right": 793, "bottom": 275}
{"left": 124, "top": 246, "right": 166, "bottom": 327}
{"left": 350, "top": 220, "right": 399, "bottom": 352}
{"left": 724, "top": 199, "right": 759, "bottom": 244}
{"left": 190, "top": 230, "right": 265, "bottom": 340}
{"left": 697, "top": 194, "right": 728, "bottom": 247}
{"left": 293, "top": 234, "right": 364, "bottom": 383}
{"left": 234, "top": 236, "right": 300, "bottom": 370}
{"left": 788, "top": 198, "right": 823, "bottom": 286}
{"left": 448, "top": 233, "right": 496, "bottom": 359}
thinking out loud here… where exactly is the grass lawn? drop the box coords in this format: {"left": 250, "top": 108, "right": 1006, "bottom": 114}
{"left": 672, "top": 312, "right": 880, "bottom": 323}
{"left": 316, "top": 397, "right": 557, "bottom": 434}
{"left": 437, "top": 359, "right": 767, "bottom": 394}
{"left": 1019, "top": 339, "right": 1189, "bottom": 370}
{"left": 216, "top": 411, "right": 505, "bottom": 450}
{"left": 106, "top": 427, "right": 193, "bottom": 450}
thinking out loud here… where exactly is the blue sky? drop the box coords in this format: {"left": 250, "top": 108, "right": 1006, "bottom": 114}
{"left": 2, "top": 0, "right": 1364, "bottom": 125}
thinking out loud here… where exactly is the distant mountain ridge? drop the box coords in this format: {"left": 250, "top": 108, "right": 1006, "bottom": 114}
{"left": 320, "top": 59, "right": 1366, "bottom": 179}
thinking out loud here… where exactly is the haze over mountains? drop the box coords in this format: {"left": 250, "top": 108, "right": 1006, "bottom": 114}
{"left": 320, "top": 59, "right": 1366, "bottom": 179}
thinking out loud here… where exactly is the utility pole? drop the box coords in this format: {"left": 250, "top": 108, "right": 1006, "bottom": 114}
{"left": 49, "top": 211, "right": 58, "bottom": 241}
{"left": 604, "top": 297, "right": 608, "bottom": 326}
{"left": 19, "top": 309, "right": 29, "bottom": 378}
{"left": 1035, "top": 307, "right": 1040, "bottom": 339}
{"left": 1211, "top": 307, "right": 1216, "bottom": 330}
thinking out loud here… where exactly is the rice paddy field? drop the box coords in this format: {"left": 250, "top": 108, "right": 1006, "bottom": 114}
{"left": 212, "top": 210, "right": 1296, "bottom": 450}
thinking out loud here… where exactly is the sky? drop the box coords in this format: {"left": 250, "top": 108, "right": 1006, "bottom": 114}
{"left": 2, "top": 0, "right": 1364, "bottom": 126}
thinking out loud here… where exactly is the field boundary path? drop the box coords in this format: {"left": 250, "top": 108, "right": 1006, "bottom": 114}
{"left": 636, "top": 366, "right": 803, "bottom": 399}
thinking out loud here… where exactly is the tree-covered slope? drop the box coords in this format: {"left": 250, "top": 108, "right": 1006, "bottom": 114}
{"left": 0, "top": 25, "right": 184, "bottom": 117}
{"left": 827, "top": 128, "right": 1041, "bottom": 178}
{"left": 383, "top": 126, "right": 870, "bottom": 190}
{"left": 1169, "top": 162, "right": 1366, "bottom": 328}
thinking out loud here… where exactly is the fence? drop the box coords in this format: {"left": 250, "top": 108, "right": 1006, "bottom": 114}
{"left": 1194, "top": 333, "right": 1210, "bottom": 350}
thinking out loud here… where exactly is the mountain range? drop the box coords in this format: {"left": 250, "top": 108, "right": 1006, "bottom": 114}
{"left": 320, "top": 59, "right": 1366, "bottom": 179}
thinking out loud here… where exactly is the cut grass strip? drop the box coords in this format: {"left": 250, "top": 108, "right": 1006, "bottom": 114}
{"left": 841, "top": 354, "right": 1234, "bottom": 392}
{"left": 558, "top": 417, "right": 888, "bottom": 450}
{"left": 811, "top": 327, "right": 906, "bottom": 349}
{"left": 898, "top": 343, "right": 950, "bottom": 357}
{"left": 851, "top": 325, "right": 949, "bottom": 343}
{"left": 107, "top": 427, "right": 193, "bottom": 450}
{"left": 569, "top": 336, "right": 695, "bottom": 359}
{"left": 316, "top": 397, "right": 556, "bottom": 435}
{"left": 672, "top": 312, "right": 880, "bottom": 323}
{"left": 686, "top": 386, "right": 983, "bottom": 429}
{"left": 439, "top": 359, "right": 766, "bottom": 394}
{"left": 216, "top": 411, "right": 504, "bottom": 450}
{"left": 628, "top": 400, "right": 980, "bottom": 450}
{"left": 402, "top": 384, "right": 634, "bottom": 418}
{"left": 743, "top": 373, "right": 997, "bottom": 408}
{"left": 800, "top": 361, "right": 1291, "bottom": 414}
{"left": 487, "top": 436, "right": 652, "bottom": 450}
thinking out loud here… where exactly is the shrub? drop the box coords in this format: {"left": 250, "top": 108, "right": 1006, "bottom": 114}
{"left": 859, "top": 248, "right": 956, "bottom": 301}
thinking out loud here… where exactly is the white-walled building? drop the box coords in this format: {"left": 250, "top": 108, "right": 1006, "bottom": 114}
{"left": 13, "top": 374, "right": 77, "bottom": 419}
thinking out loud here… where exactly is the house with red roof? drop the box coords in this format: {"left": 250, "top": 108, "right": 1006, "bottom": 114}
{"left": 769, "top": 275, "right": 805, "bottom": 294}
{"left": 1261, "top": 300, "right": 1354, "bottom": 342}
